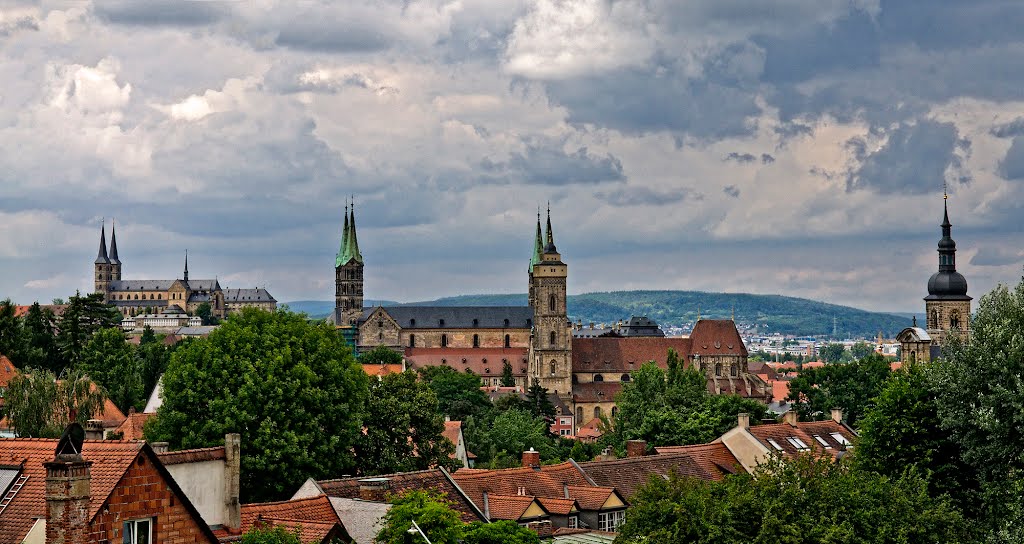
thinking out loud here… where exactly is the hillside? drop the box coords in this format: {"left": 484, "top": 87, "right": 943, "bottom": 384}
{"left": 287, "top": 290, "right": 912, "bottom": 338}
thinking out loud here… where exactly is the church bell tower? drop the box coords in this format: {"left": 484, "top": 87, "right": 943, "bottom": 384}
{"left": 924, "top": 197, "right": 971, "bottom": 345}
{"left": 94, "top": 222, "right": 111, "bottom": 298}
{"left": 335, "top": 199, "right": 365, "bottom": 326}
{"left": 529, "top": 206, "right": 571, "bottom": 398}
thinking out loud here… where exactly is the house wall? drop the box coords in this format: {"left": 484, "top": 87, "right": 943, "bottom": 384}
{"left": 85, "top": 453, "right": 213, "bottom": 543}
{"left": 164, "top": 459, "right": 228, "bottom": 528}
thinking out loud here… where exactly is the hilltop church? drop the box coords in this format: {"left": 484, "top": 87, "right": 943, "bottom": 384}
{"left": 334, "top": 204, "right": 770, "bottom": 432}
{"left": 92, "top": 223, "right": 277, "bottom": 319}
{"left": 897, "top": 199, "right": 972, "bottom": 362}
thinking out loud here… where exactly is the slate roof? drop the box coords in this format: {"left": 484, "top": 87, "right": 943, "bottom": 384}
{"left": 176, "top": 326, "right": 219, "bottom": 336}
{"left": 317, "top": 468, "right": 486, "bottom": 523}
{"left": 225, "top": 288, "right": 276, "bottom": 303}
{"left": 572, "top": 337, "right": 692, "bottom": 373}
{"left": 108, "top": 280, "right": 176, "bottom": 291}
{"left": 113, "top": 299, "right": 170, "bottom": 308}
{"left": 239, "top": 494, "right": 348, "bottom": 544}
{"left": 689, "top": 319, "right": 748, "bottom": 357}
{"left": 405, "top": 348, "right": 529, "bottom": 376}
{"left": 578, "top": 452, "right": 716, "bottom": 500}
{"left": 0, "top": 439, "right": 216, "bottom": 543}
{"left": 361, "top": 306, "right": 534, "bottom": 329}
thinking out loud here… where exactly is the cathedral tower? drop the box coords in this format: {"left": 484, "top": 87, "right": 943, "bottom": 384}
{"left": 530, "top": 206, "right": 571, "bottom": 397}
{"left": 94, "top": 222, "right": 112, "bottom": 296}
{"left": 335, "top": 200, "right": 364, "bottom": 326}
{"left": 109, "top": 220, "right": 122, "bottom": 282}
{"left": 924, "top": 198, "right": 971, "bottom": 345}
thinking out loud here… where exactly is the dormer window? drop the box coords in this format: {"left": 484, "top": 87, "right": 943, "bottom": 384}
{"left": 410, "top": 318, "right": 416, "bottom": 326}
{"left": 786, "top": 437, "right": 810, "bottom": 451}
{"left": 473, "top": 318, "right": 479, "bottom": 327}
{"left": 439, "top": 319, "right": 445, "bottom": 327}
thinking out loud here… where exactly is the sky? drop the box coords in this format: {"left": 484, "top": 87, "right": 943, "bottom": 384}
{"left": 2, "top": 0, "right": 1024, "bottom": 314}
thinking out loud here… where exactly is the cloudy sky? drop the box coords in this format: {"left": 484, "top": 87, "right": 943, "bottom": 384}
{"left": 3, "top": 0, "right": 1024, "bottom": 314}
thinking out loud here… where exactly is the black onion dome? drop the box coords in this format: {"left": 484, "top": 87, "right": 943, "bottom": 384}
{"left": 927, "top": 270, "right": 969, "bottom": 298}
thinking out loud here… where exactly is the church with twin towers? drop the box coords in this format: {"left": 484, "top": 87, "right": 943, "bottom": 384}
{"left": 334, "top": 202, "right": 769, "bottom": 432}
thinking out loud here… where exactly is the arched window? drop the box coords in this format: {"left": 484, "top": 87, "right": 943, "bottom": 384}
{"left": 473, "top": 334, "right": 480, "bottom": 348}
{"left": 594, "top": 407, "right": 602, "bottom": 419}
{"left": 378, "top": 320, "right": 384, "bottom": 328}
{"left": 409, "top": 334, "right": 416, "bottom": 348}
{"left": 134, "top": 294, "right": 138, "bottom": 300}
{"left": 378, "top": 332, "right": 383, "bottom": 340}
{"left": 504, "top": 334, "right": 511, "bottom": 348}
{"left": 549, "top": 294, "right": 556, "bottom": 312}
{"left": 157, "top": 294, "right": 162, "bottom": 299}
{"left": 621, "top": 374, "right": 631, "bottom": 382}
{"left": 549, "top": 331, "right": 557, "bottom": 346}
{"left": 950, "top": 310, "right": 961, "bottom": 330}
{"left": 730, "top": 365, "right": 738, "bottom": 377}
{"left": 593, "top": 374, "right": 604, "bottom": 382}
{"left": 441, "top": 334, "right": 448, "bottom": 348}
{"left": 576, "top": 406, "right": 583, "bottom": 423}
{"left": 611, "top": 406, "right": 618, "bottom": 418}
{"left": 715, "top": 363, "right": 722, "bottom": 377}
{"left": 930, "top": 309, "right": 938, "bottom": 329}
{"left": 549, "top": 360, "right": 556, "bottom": 376}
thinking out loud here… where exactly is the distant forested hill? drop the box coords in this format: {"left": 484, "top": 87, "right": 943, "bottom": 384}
{"left": 287, "top": 290, "right": 912, "bottom": 338}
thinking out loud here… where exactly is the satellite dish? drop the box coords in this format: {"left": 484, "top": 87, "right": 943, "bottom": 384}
{"left": 55, "top": 423, "right": 86, "bottom": 457}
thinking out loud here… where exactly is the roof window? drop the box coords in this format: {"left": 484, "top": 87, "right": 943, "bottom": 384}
{"left": 786, "top": 437, "right": 810, "bottom": 451}
{"left": 830, "top": 432, "right": 851, "bottom": 446}
{"left": 766, "top": 438, "right": 784, "bottom": 451}
{"left": 812, "top": 434, "right": 832, "bottom": 448}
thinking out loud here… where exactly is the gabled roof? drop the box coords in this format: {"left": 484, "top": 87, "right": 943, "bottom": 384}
{"left": 317, "top": 468, "right": 486, "bottom": 523}
{"left": 113, "top": 411, "right": 154, "bottom": 441}
{"left": 0, "top": 355, "right": 19, "bottom": 388}
{"left": 451, "top": 461, "right": 598, "bottom": 514}
{"left": 578, "top": 451, "right": 719, "bottom": 500}
{"left": 536, "top": 496, "right": 578, "bottom": 515}
{"left": 442, "top": 421, "right": 463, "bottom": 450}
{"left": 224, "top": 288, "right": 276, "bottom": 303}
{"left": 240, "top": 494, "right": 349, "bottom": 544}
{"left": 896, "top": 327, "right": 932, "bottom": 342}
{"left": 648, "top": 443, "right": 743, "bottom": 481}
{"left": 486, "top": 494, "right": 546, "bottom": 520}
{"left": 329, "top": 497, "right": 391, "bottom": 544}
{"left": 361, "top": 306, "right": 533, "bottom": 330}
{"left": 747, "top": 420, "right": 855, "bottom": 459}
{"left": 690, "top": 319, "right": 748, "bottom": 357}
{"left": 0, "top": 439, "right": 217, "bottom": 543}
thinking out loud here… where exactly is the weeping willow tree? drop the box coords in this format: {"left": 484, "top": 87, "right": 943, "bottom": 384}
{"left": 2, "top": 367, "right": 107, "bottom": 438}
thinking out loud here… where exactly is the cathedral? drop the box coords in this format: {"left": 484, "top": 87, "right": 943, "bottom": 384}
{"left": 92, "top": 223, "right": 277, "bottom": 318}
{"left": 897, "top": 198, "right": 972, "bottom": 362}
{"left": 335, "top": 204, "right": 769, "bottom": 432}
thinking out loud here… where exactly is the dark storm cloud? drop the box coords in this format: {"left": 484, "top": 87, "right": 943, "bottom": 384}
{"left": 481, "top": 144, "right": 625, "bottom": 186}
{"left": 970, "top": 246, "right": 1024, "bottom": 267}
{"left": 93, "top": 1, "right": 229, "bottom": 27}
{"left": 998, "top": 136, "right": 1024, "bottom": 180}
{"left": 272, "top": 22, "right": 391, "bottom": 53}
{"left": 724, "top": 152, "right": 756, "bottom": 164}
{"left": 723, "top": 185, "right": 740, "bottom": 198}
{"left": 847, "top": 121, "right": 969, "bottom": 195}
{"left": 595, "top": 186, "right": 698, "bottom": 207}
{"left": 991, "top": 118, "right": 1024, "bottom": 138}
{"left": 754, "top": 9, "right": 880, "bottom": 84}
{"left": 774, "top": 121, "right": 814, "bottom": 141}
{"left": 761, "top": 154, "right": 775, "bottom": 164}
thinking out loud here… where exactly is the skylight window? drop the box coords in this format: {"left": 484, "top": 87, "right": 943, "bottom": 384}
{"left": 786, "top": 437, "right": 810, "bottom": 451}
{"left": 766, "top": 438, "right": 784, "bottom": 451}
{"left": 830, "top": 432, "right": 851, "bottom": 446}
{"left": 812, "top": 435, "right": 832, "bottom": 449}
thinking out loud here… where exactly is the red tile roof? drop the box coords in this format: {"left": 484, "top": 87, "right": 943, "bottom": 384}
{"left": 451, "top": 461, "right": 608, "bottom": 516}
{"left": 536, "top": 496, "right": 577, "bottom": 515}
{"left": 317, "top": 468, "right": 486, "bottom": 523}
{"left": 689, "top": 320, "right": 748, "bottom": 357}
{"left": 0, "top": 355, "right": 18, "bottom": 388}
{"left": 405, "top": 348, "right": 530, "bottom": 377}
{"left": 113, "top": 410, "right": 154, "bottom": 441}
{"left": 748, "top": 420, "right": 855, "bottom": 459}
{"left": 578, "top": 451, "right": 719, "bottom": 499}
{"left": 575, "top": 418, "right": 604, "bottom": 440}
{"left": 572, "top": 382, "right": 622, "bottom": 403}
{"left": 157, "top": 446, "right": 227, "bottom": 465}
{"left": 648, "top": 443, "right": 743, "bottom": 480}
{"left": 240, "top": 494, "right": 346, "bottom": 543}
{"left": 360, "top": 363, "right": 405, "bottom": 377}
{"left": 565, "top": 485, "right": 617, "bottom": 511}
{"left": 485, "top": 494, "right": 543, "bottom": 520}
{"left": 571, "top": 337, "right": 692, "bottom": 372}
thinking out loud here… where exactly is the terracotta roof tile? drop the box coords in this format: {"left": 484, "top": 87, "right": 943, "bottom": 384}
{"left": 578, "top": 451, "right": 721, "bottom": 500}
{"left": 536, "top": 496, "right": 577, "bottom": 515}
{"left": 485, "top": 494, "right": 541, "bottom": 520}
{"left": 689, "top": 320, "right": 747, "bottom": 357}
{"left": 405, "top": 348, "right": 530, "bottom": 377}
{"left": 241, "top": 494, "right": 345, "bottom": 543}
{"left": 0, "top": 355, "right": 18, "bottom": 388}
{"left": 157, "top": 446, "right": 227, "bottom": 465}
{"left": 565, "top": 485, "right": 618, "bottom": 511}
{"left": 360, "top": 363, "right": 405, "bottom": 377}
{"left": 318, "top": 469, "right": 486, "bottom": 523}
{"left": 113, "top": 411, "right": 154, "bottom": 441}
{"left": 451, "top": 462, "right": 609, "bottom": 515}
{"left": 748, "top": 420, "right": 855, "bottom": 459}
{"left": 571, "top": 337, "right": 693, "bottom": 373}
{"left": 649, "top": 443, "right": 743, "bottom": 480}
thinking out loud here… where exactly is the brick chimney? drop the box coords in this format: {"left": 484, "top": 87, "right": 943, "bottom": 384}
{"left": 526, "top": 520, "right": 554, "bottom": 538}
{"left": 358, "top": 478, "right": 391, "bottom": 502}
{"left": 84, "top": 420, "right": 104, "bottom": 441}
{"left": 45, "top": 453, "right": 92, "bottom": 543}
{"left": 626, "top": 440, "right": 647, "bottom": 458}
{"left": 783, "top": 410, "right": 799, "bottom": 427}
{"left": 522, "top": 447, "right": 541, "bottom": 468}
{"left": 224, "top": 433, "right": 241, "bottom": 532}
{"left": 737, "top": 412, "right": 750, "bottom": 429}
{"left": 831, "top": 408, "right": 843, "bottom": 423}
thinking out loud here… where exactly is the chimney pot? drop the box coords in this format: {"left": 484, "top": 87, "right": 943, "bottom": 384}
{"left": 737, "top": 412, "right": 750, "bottom": 429}
{"left": 831, "top": 408, "right": 843, "bottom": 423}
{"left": 151, "top": 442, "right": 169, "bottom": 454}
{"left": 522, "top": 447, "right": 541, "bottom": 468}
{"left": 783, "top": 410, "right": 799, "bottom": 427}
{"left": 225, "top": 433, "right": 241, "bottom": 531}
{"left": 84, "top": 419, "right": 104, "bottom": 441}
{"left": 358, "top": 478, "right": 391, "bottom": 502}
{"left": 626, "top": 440, "right": 648, "bottom": 457}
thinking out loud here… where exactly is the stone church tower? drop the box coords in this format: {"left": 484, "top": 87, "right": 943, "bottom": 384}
{"left": 529, "top": 208, "right": 572, "bottom": 398}
{"left": 335, "top": 201, "right": 364, "bottom": 326}
{"left": 924, "top": 199, "right": 971, "bottom": 344}
{"left": 94, "top": 222, "right": 112, "bottom": 295}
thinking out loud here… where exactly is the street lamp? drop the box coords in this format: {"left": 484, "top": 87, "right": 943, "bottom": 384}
{"left": 404, "top": 520, "right": 433, "bottom": 544}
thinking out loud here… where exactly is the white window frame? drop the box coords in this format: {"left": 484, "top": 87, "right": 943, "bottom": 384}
{"left": 123, "top": 517, "right": 153, "bottom": 544}
{"left": 830, "top": 432, "right": 851, "bottom": 446}
{"left": 598, "top": 509, "right": 626, "bottom": 532}
{"left": 812, "top": 434, "right": 832, "bottom": 448}
{"left": 786, "top": 437, "right": 810, "bottom": 451}
{"left": 568, "top": 515, "right": 578, "bottom": 529}
{"left": 766, "top": 438, "right": 784, "bottom": 451}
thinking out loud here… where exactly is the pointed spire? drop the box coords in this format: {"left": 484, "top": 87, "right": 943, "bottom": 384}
{"left": 337, "top": 198, "right": 350, "bottom": 267}
{"left": 183, "top": 250, "right": 189, "bottom": 282}
{"left": 530, "top": 206, "right": 543, "bottom": 271}
{"left": 336, "top": 196, "right": 363, "bottom": 266}
{"left": 109, "top": 219, "right": 120, "bottom": 265}
{"left": 95, "top": 220, "right": 109, "bottom": 264}
{"left": 348, "top": 195, "right": 363, "bottom": 264}
{"left": 543, "top": 202, "right": 557, "bottom": 253}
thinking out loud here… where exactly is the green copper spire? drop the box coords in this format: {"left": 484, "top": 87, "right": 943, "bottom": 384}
{"left": 335, "top": 199, "right": 350, "bottom": 267}
{"left": 347, "top": 198, "right": 363, "bottom": 264}
{"left": 530, "top": 207, "right": 543, "bottom": 271}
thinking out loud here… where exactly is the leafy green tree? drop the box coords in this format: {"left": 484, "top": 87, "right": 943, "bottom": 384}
{"left": 855, "top": 362, "right": 979, "bottom": 515}
{"left": 929, "top": 277, "right": 1024, "bottom": 538}
{"left": 616, "top": 456, "right": 969, "bottom": 544}
{"left": 819, "top": 343, "right": 847, "bottom": 363}
{"left": 850, "top": 340, "right": 875, "bottom": 360}
{"left": 136, "top": 332, "right": 170, "bottom": 405}
{"left": 524, "top": 383, "right": 555, "bottom": 426}
{"left": 146, "top": 309, "right": 369, "bottom": 502}
{"left": 2, "top": 367, "right": 107, "bottom": 438}
{"left": 357, "top": 370, "right": 456, "bottom": 474}
{"left": 56, "top": 292, "right": 121, "bottom": 367}
{"left": 477, "top": 409, "right": 552, "bottom": 469}
{"left": 0, "top": 299, "right": 25, "bottom": 365}
{"left": 500, "top": 360, "right": 515, "bottom": 387}
{"left": 375, "top": 490, "right": 464, "bottom": 544}
{"left": 51, "top": 298, "right": 65, "bottom": 305}
{"left": 194, "top": 302, "right": 221, "bottom": 325}
{"left": 20, "top": 303, "right": 60, "bottom": 372}
{"left": 461, "top": 521, "right": 540, "bottom": 544}
{"left": 785, "top": 353, "right": 891, "bottom": 426}
{"left": 240, "top": 525, "right": 302, "bottom": 544}
{"left": 418, "top": 365, "right": 492, "bottom": 421}
{"left": 78, "top": 328, "right": 144, "bottom": 414}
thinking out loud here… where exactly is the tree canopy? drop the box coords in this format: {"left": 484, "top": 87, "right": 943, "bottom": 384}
{"left": 146, "top": 309, "right": 369, "bottom": 502}
{"left": 785, "top": 353, "right": 892, "bottom": 426}
{"left": 2, "top": 367, "right": 107, "bottom": 438}
{"left": 375, "top": 490, "right": 538, "bottom": 544}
